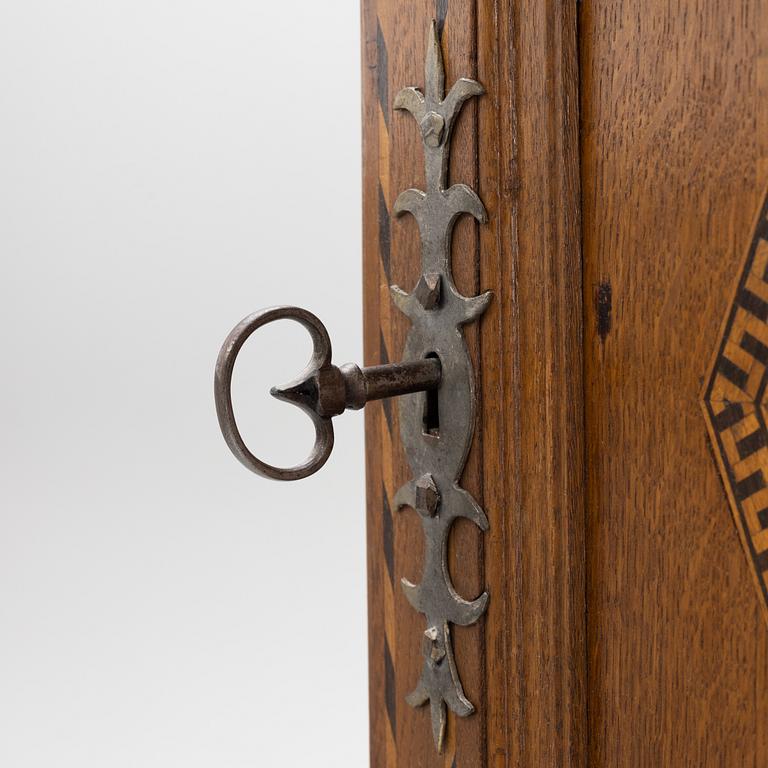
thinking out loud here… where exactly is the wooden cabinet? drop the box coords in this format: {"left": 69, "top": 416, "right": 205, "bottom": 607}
{"left": 362, "top": 2, "right": 768, "bottom": 764}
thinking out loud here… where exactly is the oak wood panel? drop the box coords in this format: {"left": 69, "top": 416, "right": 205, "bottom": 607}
{"left": 477, "top": 2, "right": 586, "bottom": 766}
{"left": 363, "top": 1, "right": 585, "bottom": 764}
{"left": 580, "top": 1, "right": 768, "bottom": 765}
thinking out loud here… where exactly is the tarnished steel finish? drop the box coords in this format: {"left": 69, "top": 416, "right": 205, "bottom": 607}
{"left": 390, "top": 21, "right": 491, "bottom": 752}
{"left": 356, "top": 359, "right": 441, "bottom": 404}
{"left": 214, "top": 306, "right": 441, "bottom": 480}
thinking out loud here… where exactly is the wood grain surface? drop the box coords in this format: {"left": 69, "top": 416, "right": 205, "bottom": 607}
{"left": 580, "top": 1, "right": 768, "bottom": 765}
{"left": 363, "top": 1, "right": 768, "bottom": 765}
{"left": 362, "top": 1, "right": 585, "bottom": 765}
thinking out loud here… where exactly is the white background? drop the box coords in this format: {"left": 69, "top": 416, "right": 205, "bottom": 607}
{"left": 0, "top": 1, "right": 367, "bottom": 765}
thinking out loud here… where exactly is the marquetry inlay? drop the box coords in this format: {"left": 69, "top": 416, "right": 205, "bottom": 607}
{"left": 702, "top": 190, "right": 768, "bottom": 620}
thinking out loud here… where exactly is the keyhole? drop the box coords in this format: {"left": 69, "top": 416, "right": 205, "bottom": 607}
{"left": 423, "top": 352, "right": 440, "bottom": 438}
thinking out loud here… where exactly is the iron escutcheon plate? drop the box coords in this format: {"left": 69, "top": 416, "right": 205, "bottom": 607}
{"left": 389, "top": 20, "right": 491, "bottom": 753}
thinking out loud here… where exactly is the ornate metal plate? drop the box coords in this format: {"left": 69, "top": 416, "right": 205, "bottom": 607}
{"left": 390, "top": 21, "right": 490, "bottom": 753}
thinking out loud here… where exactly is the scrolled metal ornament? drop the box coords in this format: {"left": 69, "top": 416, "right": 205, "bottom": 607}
{"left": 390, "top": 20, "right": 491, "bottom": 753}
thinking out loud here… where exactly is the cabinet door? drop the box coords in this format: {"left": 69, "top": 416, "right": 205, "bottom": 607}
{"left": 580, "top": 1, "right": 768, "bottom": 765}
{"left": 364, "top": 1, "right": 768, "bottom": 766}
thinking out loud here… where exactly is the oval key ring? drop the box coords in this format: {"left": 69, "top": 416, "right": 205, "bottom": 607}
{"left": 214, "top": 306, "right": 335, "bottom": 481}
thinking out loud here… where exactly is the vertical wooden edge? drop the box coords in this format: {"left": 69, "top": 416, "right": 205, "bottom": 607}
{"left": 561, "top": 1, "right": 588, "bottom": 761}
{"left": 361, "top": 2, "right": 387, "bottom": 767}
{"left": 478, "top": 0, "right": 587, "bottom": 765}
{"left": 555, "top": 4, "right": 588, "bottom": 764}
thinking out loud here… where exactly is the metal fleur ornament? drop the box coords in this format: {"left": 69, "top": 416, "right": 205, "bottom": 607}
{"left": 390, "top": 21, "right": 491, "bottom": 752}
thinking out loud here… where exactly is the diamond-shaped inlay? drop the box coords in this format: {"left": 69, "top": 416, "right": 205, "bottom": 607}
{"left": 702, "top": 191, "right": 768, "bottom": 619}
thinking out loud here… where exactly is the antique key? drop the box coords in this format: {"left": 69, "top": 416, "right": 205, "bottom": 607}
{"left": 214, "top": 305, "right": 441, "bottom": 481}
